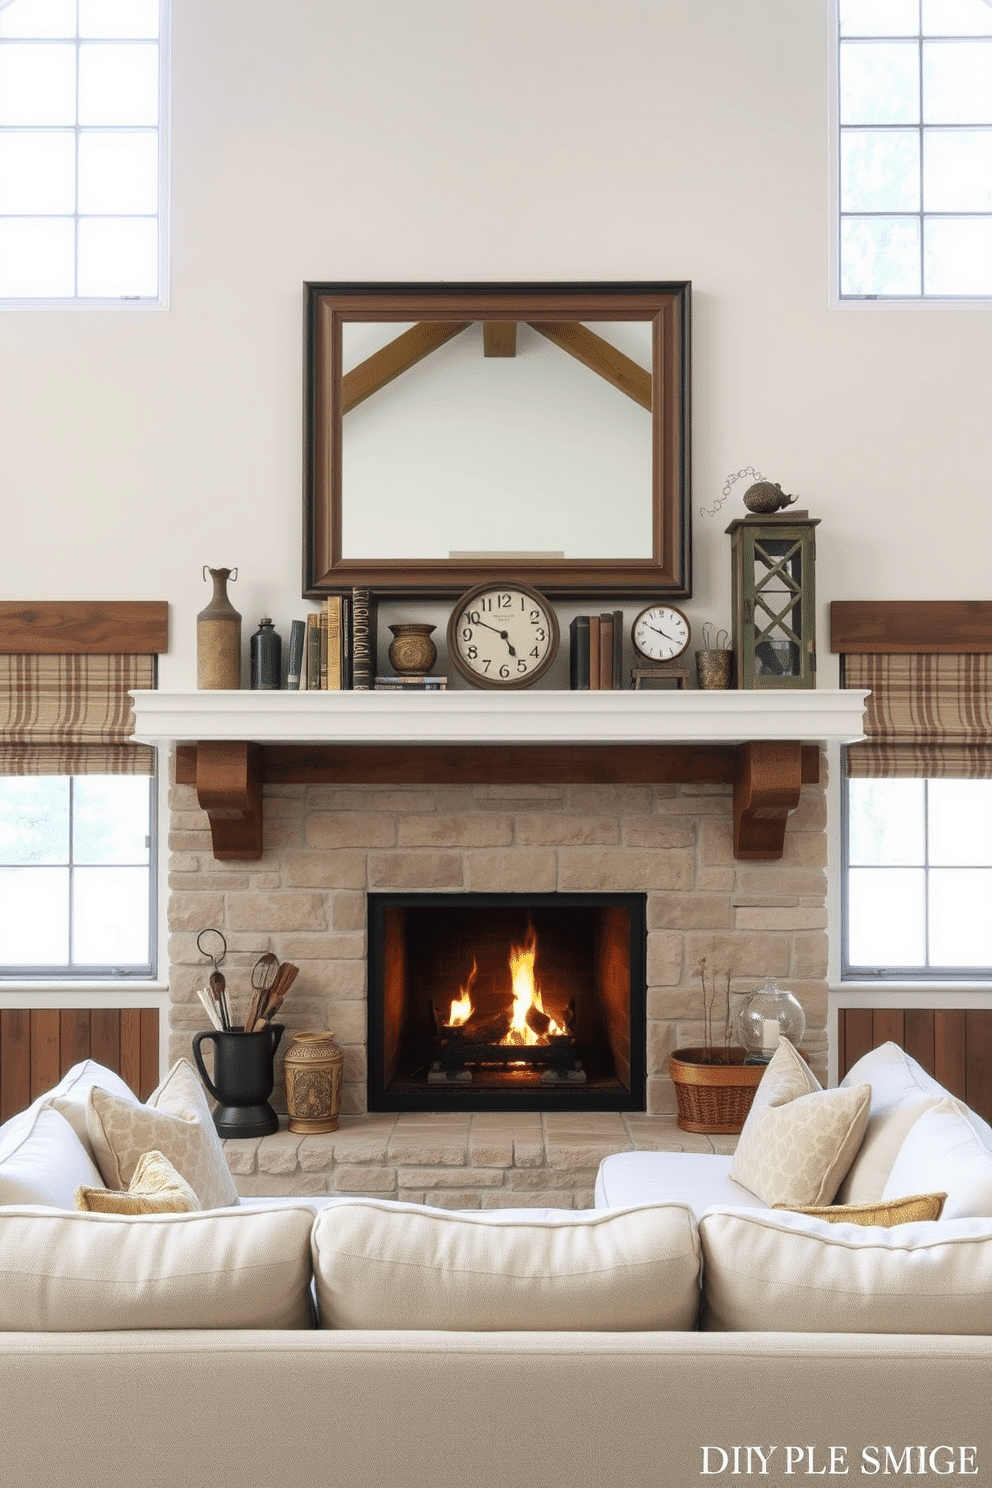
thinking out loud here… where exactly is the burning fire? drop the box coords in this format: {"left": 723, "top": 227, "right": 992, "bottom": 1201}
{"left": 446, "top": 924, "right": 566, "bottom": 1044}
{"left": 448, "top": 959, "right": 476, "bottom": 1026}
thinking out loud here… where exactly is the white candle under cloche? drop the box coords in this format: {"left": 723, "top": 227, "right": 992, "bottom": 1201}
{"left": 761, "top": 1018, "right": 781, "bottom": 1052}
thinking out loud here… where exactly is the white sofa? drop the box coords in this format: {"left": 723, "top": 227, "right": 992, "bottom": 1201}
{"left": 2, "top": 1043, "right": 992, "bottom": 1488}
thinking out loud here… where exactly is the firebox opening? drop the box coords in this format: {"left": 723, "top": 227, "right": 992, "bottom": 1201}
{"left": 367, "top": 893, "right": 646, "bottom": 1112}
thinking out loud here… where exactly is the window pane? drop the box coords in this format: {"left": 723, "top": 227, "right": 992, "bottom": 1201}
{"left": 77, "top": 215, "right": 157, "bottom": 296}
{"left": 925, "top": 216, "right": 992, "bottom": 293}
{"left": 924, "top": 129, "right": 992, "bottom": 210}
{"left": 928, "top": 779, "right": 992, "bottom": 864}
{"left": 922, "top": 0, "right": 992, "bottom": 37}
{"left": 0, "top": 42, "right": 76, "bottom": 125}
{"left": 848, "top": 867, "right": 927, "bottom": 965}
{"left": 73, "top": 866, "right": 149, "bottom": 963}
{"left": 840, "top": 0, "right": 920, "bottom": 37}
{"left": 0, "top": 216, "right": 75, "bottom": 295}
{"left": 78, "top": 131, "right": 158, "bottom": 214}
{"left": 79, "top": 0, "right": 160, "bottom": 40}
{"left": 0, "top": 867, "right": 70, "bottom": 963}
{"left": 848, "top": 777, "right": 925, "bottom": 864}
{"left": 840, "top": 214, "right": 921, "bottom": 294}
{"left": 929, "top": 868, "right": 992, "bottom": 964}
{"left": 73, "top": 777, "right": 150, "bottom": 865}
{"left": 0, "top": 0, "right": 76, "bottom": 39}
{"left": 0, "top": 131, "right": 75, "bottom": 213}
{"left": 840, "top": 41, "right": 921, "bottom": 124}
{"left": 841, "top": 129, "right": 920, "bottom": 211}
{"left": 0, "top": 777, "right": 69, "bottom": 864}
{"left": 78, "top": 42, "right": 158, "bottom": 126}
{"left": 924, "top": 39, "right": 992, "bottom": 123}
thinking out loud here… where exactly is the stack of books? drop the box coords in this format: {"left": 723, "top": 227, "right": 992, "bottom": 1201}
{"left": 569, "top": 611, "right": 625, "bottom": 690}
{"left": 286, "top": 588, "right": 378, "bottom": 690}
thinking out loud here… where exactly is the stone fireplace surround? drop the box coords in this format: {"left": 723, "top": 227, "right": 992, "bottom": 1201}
{"left": 164, "top": 759, "right": 830, "bottom": 1205}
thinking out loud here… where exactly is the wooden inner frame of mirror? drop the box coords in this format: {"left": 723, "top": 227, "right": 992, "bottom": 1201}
{"left": 303, "top": 282, "right": 691, "bottom": 598}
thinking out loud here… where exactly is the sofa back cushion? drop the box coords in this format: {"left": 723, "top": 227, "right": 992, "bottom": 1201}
{"left": 311, "top": 1199, "right": 701, "bottom": 1331}
{"left": 838, "top": 1043, "right": 992, "bottom": 1206}
{"left": 699, "top": 1206, "right": 992, "bottom": 1334}
{"left": 0, "top": 1205, "right": 315, "bottom": 1330}
{"left": 882, "top": 1098, "right": 992, "bottom": 1219}
{"left": 38, "top": 1058, "right": 136, "bottom": 1160}
{"left": 0, "top": 1104, "right": 105, "bottom": 1209}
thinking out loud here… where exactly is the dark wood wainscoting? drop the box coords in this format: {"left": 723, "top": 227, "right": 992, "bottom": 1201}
{"left": 0, "top": 1008, "right": 159, "bottom": 1123}
{"left": 838, "top": 1007, "right": 992, "bottom": 1125}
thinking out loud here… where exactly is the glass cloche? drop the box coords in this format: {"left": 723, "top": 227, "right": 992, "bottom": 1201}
{"left": 735, "top": 977, "right": 806, "bottom": 1064}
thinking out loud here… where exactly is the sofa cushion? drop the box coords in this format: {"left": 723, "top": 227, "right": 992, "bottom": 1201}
{"left": 39, "top": 1058, "right": 136, "bottom": 1161}
{"left": 311, "top": 1198, "right": 701, "bottom": 1331}
{"left": 62, "top": 1058, "right": 239, "bottom": 1210}
{"left": 594, "top": 1150, "right": 767, "bottom": 1216}
{"left": 0, "top": 1204, "right": 314, "bottom": 1330}
{"left": 0, "top": 1104, "right": 105, "bottom": 1209}
{"left": 730, "top": 1039, "right": 870, "bottom": 1207}
{"left": 841, "top": 1041, "right": 992, "bottom": 1153}
{"left": 699, "top": 1205, "right": 992, "bottom": 1333}
{"left": 882, "top": 1098, "right": 992, "bottom": 1219}
{"left": 74, "top": 1148, "right": 200, "bottom": 1215}
{"left": 773, "top": 1192, "right": 947, "bottom": 1225}
{"left": 835, "top": 1097, "right": 940, "bottom": 1206}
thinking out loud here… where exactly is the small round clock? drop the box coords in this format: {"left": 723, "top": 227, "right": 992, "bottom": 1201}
{"left": 447, "top": 580, "right": 560, "bottom": 689}
{"left": 631, "top": 603, "right": 691, "bottom": 664}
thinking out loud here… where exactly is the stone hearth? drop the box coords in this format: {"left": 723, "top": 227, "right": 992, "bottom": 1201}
{"left": 168, "top": 760, "right": 829, "bottom": 1205}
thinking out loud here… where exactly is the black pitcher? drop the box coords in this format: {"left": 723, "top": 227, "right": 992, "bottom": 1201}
{"left": 192, "top": 1025, "right": 284, "bottom": 1138}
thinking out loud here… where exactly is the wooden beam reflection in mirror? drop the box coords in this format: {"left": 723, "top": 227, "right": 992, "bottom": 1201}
{"left": 530, "top": 323, "right": 652, "bottom": 410}
{"left": 341, "top": 322, "right": 470, "bottom": 414}
{"left": 483, "top": 323, "right": 517, "bottom": 357}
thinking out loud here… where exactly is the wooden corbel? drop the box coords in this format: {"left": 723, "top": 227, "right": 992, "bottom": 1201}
{"left": 192, "top": 741, "right": 264, "bottom": 861}
{"left": 733, "top": 741, "right": 807, "bottom": 861}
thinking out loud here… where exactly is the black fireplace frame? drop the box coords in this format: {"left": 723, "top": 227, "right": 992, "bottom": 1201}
{"left": 366, "top": 891, "right": 647, "bottom": 1113}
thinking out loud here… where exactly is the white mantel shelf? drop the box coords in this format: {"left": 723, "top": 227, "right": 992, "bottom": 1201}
{"left": 136, "top": 688, "right": 866, "bottom": 864}
{"left": 131, "top": 688, "right": 867, "bottom": 748}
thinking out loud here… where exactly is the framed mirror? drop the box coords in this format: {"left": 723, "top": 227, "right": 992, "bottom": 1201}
{"left": 304, "top": 281, "right": 691, "bottom": 597}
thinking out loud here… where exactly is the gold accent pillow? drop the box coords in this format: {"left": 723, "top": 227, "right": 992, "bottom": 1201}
{"left": 75, "top": 1149, "right": 200, "bottom": 1215}
{"left": 773, "top": 1192, "right": 947, "bottom": 1226}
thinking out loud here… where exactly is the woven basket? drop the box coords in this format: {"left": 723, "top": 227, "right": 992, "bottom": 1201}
{"left": 669, "top": 1047, "right": 766, "bottom": 1134}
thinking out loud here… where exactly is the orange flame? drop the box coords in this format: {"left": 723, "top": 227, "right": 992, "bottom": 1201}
{"left": 502, "top": 925, "right": 564, "bottom": 1045}
{"left": 448, "top": 958, "right": 476, "bottom": 1026}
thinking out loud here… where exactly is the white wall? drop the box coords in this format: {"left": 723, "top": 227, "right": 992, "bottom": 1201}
{"left": 3, "top": 0, "right": 990, "bottom": 686}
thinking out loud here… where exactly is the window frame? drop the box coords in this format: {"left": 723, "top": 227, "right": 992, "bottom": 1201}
{"left": 0, "top": 0, "right": 170, "bottom": 311}
{"left": 829, "top": 0, "right": 992, "bottom": 305}
{"left": 0, "top": 769, "right": 159, "bottom": 980}
{"left": 841, "top": 767, "right": 992, "bottom": 980}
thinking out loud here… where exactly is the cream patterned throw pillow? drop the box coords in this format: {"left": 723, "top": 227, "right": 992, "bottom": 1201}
{"left": 74, "top": 1148, "right": 201, "bottom": 1214}
{"left": 730, "top": 1038, "right": 871, "bottom": 1207}
{"left": 65, "top": 1059, "right": 239, "bottom": 1211}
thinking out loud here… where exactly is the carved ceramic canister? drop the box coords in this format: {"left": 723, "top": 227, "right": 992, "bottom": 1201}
{"left": 197, "top": 566, "right": 241, "bottom": 689}
{"left": 387, "top": 622, "right": 437, "bottom": 676}
{"left": 283, "top": 1031, "right": 344, "bottom": 1134}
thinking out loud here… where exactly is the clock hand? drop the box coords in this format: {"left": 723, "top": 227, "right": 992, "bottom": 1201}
{"left": 646, "top": 622, "right": 679, "bottom": 642}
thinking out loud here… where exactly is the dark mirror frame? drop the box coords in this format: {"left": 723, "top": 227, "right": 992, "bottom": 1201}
{"left": 303, "top": 281, "right": 691, "bottom": 598}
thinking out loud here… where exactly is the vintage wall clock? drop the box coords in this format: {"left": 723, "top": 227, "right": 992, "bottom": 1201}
{"left": 447, "top": 580, "right": 560, "bottom": 688}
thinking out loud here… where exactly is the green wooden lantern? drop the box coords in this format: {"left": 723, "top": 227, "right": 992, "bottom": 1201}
{"left": 726, "top": 513, "right": 820, "bottom": 689}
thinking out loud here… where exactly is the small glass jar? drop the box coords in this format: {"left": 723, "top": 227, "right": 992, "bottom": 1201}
{"left": 735, "top": 977, "right": 806, "bottom": 1064}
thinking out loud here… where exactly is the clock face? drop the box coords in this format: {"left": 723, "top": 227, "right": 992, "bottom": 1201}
{"left": 631, "top": 604, "right": 691, "bottom": 663}
{"left": 447, "top": 581, "right": 560, "bottom": 688}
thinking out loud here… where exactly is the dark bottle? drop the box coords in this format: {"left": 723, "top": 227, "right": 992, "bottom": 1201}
{"left": 249, "top": 617, "right": 281, "bottom": 690}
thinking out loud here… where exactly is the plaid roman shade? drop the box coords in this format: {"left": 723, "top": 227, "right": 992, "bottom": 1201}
{"left": 844, "top": 653, "right": 992, "bottom": 779}
{"left": 0, "top": 653, "right": 154, "bottom": 775}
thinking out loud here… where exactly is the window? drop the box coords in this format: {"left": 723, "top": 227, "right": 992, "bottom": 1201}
{"left": 0, "top": 773, "right": 156, "bottom": 976}
{"left": 836, "top": 0, "right": 992, "bottom": 298}
{"left": 0, "top": 0, "right": 168, "bottom": 305}
{"left": 845, "top": 776, "right": 992, "bottom": 974}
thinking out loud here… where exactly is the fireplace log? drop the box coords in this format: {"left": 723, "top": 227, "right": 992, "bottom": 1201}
{"left": 525, "top": 1006, "right": 552, "bottom": 1038}
{"left": 463, "top": 1012, "right": 512, "bottom": 1044}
